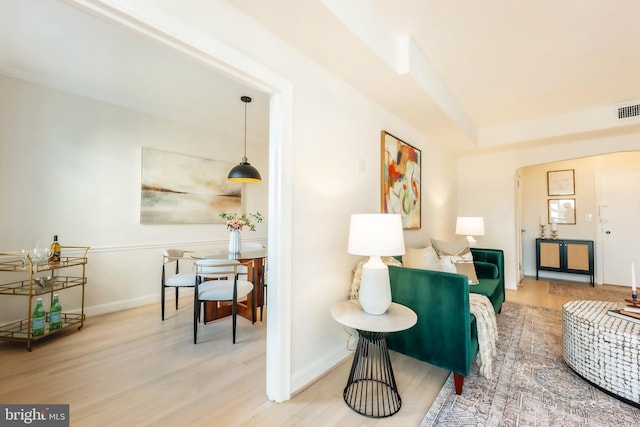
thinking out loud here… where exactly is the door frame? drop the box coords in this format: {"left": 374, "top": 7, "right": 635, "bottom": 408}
{"left": 68, "top": 0, "right": 294, "bottom": 402}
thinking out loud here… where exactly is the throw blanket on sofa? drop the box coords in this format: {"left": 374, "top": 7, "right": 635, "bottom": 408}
{"left": 469, "top": 293, "right": 498, "bottom": 379}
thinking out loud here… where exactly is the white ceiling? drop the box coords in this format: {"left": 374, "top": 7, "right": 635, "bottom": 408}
{"left": 230, "top": 0, "right": 640, "bottom": 153}
{"left": 3, "top": 0, "right": 640, "bottom": 154}
{"left": 0, "top": 0, "right": 270, "bottom": 144}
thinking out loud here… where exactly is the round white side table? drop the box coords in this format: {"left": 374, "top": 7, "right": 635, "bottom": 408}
{"left": 331, "top": 299, "right": 417, "bottom": 418}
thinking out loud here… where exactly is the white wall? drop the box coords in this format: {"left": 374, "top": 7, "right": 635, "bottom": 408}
{"left": 458, "top": 133, "right": 640, "bottom": 290}
{"left": 0, "top": 0, "right": 458, "bottom": 398}
{"left": 520, "top": 152, "right": 640, "bottom": 282}
{"left": 141, "top": 0, "right": 459, "bottom": 394}
{"left": 0, "top": 74, "right": 268, "bottom": 319}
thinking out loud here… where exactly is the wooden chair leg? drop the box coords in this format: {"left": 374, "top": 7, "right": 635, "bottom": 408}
{"left": 175, "top": 287, "right": 179, "bottom": 310}
{"left": 454, "top": 373, "right": 464, "bottom": 395}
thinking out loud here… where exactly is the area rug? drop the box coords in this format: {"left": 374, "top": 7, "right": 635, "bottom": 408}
{"left": 548, "top": 281, "right": 629, "bottom": 301}
{"left": 421, "top": 302, "right": 640, "bottom": 426}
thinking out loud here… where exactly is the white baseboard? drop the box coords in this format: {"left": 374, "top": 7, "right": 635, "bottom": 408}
{"left": 84, "top": 294, "right": 159, "bottom": 317}
{"left": 291, "top": 345, "right": 352, "bottom": 394}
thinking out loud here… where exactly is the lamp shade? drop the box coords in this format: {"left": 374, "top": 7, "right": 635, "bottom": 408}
{"left": 228, "top": 159, "right": 262, "bottom": 182}
{"left": 348, "top": 214, "right": 405, "bottom": 256}
{"left": 227, "top": 96, "right": 261, "bottom": 183}
{"left": 455, "top": 217, "right": 485, "bottom": 236}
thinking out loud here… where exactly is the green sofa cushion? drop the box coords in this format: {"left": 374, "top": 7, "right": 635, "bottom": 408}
{"left": 474, "top": 261, "right": 499, "bottom": 279}
{"left": 470, "top": 278, "right": 502, "bottom": 313}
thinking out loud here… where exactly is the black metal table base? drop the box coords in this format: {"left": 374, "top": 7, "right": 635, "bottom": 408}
{"left": 343, "top": 330, "right": 401, "bottom": 418}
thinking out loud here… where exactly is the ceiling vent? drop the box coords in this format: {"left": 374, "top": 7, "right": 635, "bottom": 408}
{"left": 618, "top": 104, "right": 640, "bottom": 119}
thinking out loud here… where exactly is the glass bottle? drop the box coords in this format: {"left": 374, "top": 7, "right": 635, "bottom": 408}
{"left": 49, "top": 235, "right": 61, "bottom": 264}
{"left": 49, "top": 294, "right": 62, "bottom": 331}
{"left": 32, "top": 297, "right": 46, "bottom": 337}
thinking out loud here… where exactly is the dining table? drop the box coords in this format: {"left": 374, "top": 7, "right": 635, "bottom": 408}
{"left": 191, "top": 248, "right": 266, "bottom": 323}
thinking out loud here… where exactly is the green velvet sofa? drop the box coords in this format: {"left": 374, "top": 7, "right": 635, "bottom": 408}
{"left": 386, "top": 248, "right": 505, "bottom": 395}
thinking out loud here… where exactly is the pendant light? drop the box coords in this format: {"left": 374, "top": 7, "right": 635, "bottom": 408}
{"left": 228, "top": 96, "right": 262, "bottom": 183}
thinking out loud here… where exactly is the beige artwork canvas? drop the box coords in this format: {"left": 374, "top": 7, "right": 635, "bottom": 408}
{"left": 140, "top": 147, "right": 241, "bottom": 224}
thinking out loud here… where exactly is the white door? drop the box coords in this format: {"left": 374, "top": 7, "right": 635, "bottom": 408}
{"left": 596, "top": 169, "right": 640, "bottom": 286}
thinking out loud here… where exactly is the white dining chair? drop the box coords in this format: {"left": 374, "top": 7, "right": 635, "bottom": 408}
{"left": 161, "top": 249, "right": 196, "bottom": 320}
{"left": 194, "top": 259, "right": 255, "bottom": 344}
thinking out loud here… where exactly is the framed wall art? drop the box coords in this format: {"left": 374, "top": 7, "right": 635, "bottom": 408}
{"left": 140, "top": 147, "right": 241, "bottom": 224}
{"left": 547, "top": 169, "right": 575, "bottom": 196}
{"left": 548, "top": 198, "right": 576, "bottom": 225}
{"left": 381, "top": 130, "right": 421, "bottom": 229}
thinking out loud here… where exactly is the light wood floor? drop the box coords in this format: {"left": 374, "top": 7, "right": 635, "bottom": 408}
{"left": 0, "top": 277, "right": 619, "bottom": 426}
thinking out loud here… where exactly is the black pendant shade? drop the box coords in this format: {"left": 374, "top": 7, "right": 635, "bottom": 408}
{"left": 228, "top": 96, "right": 262, "bottom": 183}
{"left": 228, "top": 159, "right": 262, "bottom": 182}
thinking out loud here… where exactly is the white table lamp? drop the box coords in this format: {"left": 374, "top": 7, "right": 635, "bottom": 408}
{"left": 456, "top": 217, "right": 485, "bottom": 247}
{"left": 348, "top": 214, "right": 405, "bottom": 315}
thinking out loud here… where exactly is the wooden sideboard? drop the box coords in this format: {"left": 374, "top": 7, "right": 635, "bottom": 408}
{"left": 535, "top": 238, "right": 594, "bottom": 286}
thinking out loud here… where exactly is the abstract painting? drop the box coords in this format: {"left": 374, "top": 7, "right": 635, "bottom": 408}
{"left": 381, "top": 131, "right": 421, "bottom": 229}
{"left": 140, "top": 147, "right": 241, "bottom": 224}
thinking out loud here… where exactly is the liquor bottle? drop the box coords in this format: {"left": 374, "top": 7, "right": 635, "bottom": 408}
{"left": 49, "top": 235, "right": 61, "bottom": 263}
{"left": 49, "top": 294, "right": 62, "bottom": 331}
{"left": 32, "top": 298, "right": 46, "bottom": 337}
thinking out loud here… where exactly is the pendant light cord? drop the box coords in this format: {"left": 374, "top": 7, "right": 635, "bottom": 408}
{"left": 244, "top": 99, "right": 248, "bottom": 160}
{"left": 241, "top": 95, "right": 251, "bottom": 162}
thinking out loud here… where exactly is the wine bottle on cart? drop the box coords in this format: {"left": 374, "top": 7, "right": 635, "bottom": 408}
{"left": 49, "top": 235, "right": 61, "bottom": 263}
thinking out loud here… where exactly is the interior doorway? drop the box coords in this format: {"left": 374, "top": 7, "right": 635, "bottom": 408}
{"left": 518, "top": 152, "right": 640, "bottom": 288}
{"left": 63, "top": 0, "right": 293, "bottom": 402}
{"left": 595, "top": 168, "right": 640, "bottom": 287}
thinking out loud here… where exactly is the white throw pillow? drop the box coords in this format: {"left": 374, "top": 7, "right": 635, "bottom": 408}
{"left": 430, "top": 238, "right": 469, "bottom": 256}
{"left": 438, "top": 256, "right": 458, "bottom": 274}
{"left": 431, "top": 238, "right": 479, "bottom": 285}
{"left": 403, "top": 246, "right": 442, "bottom": 271}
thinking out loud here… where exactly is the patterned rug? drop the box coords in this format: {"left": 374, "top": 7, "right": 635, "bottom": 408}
{"left": 421, "top": 302, "right": 640, "bottom": 426}
{"left": 548, "top": 281, "right": 630, "bottom": 301}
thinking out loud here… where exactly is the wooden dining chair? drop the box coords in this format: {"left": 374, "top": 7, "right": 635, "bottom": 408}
{"left": 194, "top": 259, "right": 256, "bottom": 344}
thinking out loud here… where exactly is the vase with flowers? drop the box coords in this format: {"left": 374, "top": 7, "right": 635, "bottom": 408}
{"left": 220, "top": 211, "right": 263, "bottom": 253}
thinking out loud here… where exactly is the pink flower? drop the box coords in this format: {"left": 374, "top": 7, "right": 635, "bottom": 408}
{"left": 226, "top": 219, "right": 246, "bottom": 231}
{"left": 220, "top": 211, "right": 263, "bottom": 232}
